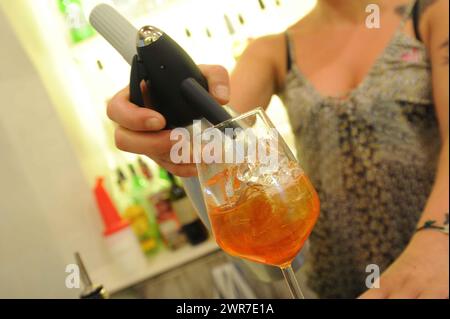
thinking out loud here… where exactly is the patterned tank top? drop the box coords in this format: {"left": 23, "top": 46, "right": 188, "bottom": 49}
{"left": 279, "top": 0, "right": 441, "bottom": 298}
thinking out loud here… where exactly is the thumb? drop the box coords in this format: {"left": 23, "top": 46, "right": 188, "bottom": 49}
{"left": 198, "top": 64, "right": 230, "bottom": 105}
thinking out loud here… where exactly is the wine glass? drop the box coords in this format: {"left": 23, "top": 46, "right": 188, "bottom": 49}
{"left": 194, "top": 108, "right": 320, "bottom": 299}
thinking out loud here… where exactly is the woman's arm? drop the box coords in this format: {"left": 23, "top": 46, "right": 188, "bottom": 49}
{"left": 419, "top": 0, "right": 449, "bottom": 225}
{"left": 360, "top": 0, "right": 449, "bottom": 299}
{"left": 229, "top": 35, "right": 286, "bottom": 113}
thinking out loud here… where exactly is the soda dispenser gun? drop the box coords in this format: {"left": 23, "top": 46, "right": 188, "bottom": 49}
{"left": 90, "top": 4, "right": 232, "bottom": 128}
{"left": 89, "top": 4, "right": 303, "bottom": 282}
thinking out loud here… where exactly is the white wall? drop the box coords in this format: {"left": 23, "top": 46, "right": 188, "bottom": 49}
{"left": 0, "top": 8, "right": 113, "bottom": 298}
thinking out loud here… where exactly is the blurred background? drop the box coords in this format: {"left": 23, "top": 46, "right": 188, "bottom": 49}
{"left": 0, "top": 0, "right": 316, "bottom": 298}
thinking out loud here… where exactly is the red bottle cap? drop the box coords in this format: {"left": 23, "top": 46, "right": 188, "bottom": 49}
{"left": 93, "top": 177, "right": 129, "bottom": 236}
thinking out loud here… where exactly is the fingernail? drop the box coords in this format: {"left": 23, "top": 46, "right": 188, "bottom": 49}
{"left": 214, "top": 85, "right": 230, "bottom": 101}
{"left": 145, "top": 118, "right": 162, "bottom": 130}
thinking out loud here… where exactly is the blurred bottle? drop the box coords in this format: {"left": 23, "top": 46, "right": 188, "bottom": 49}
{"left": 139, "top": 162, "right": 186, "bottom": 250}
{"left": 57, "top": 0, "right": 95, "bottom": 44}
{"left": 224, "top": 13, "right": 252, "bottom": 61}
{"left": 137, "top": 156, "right": 153, "bottom": 181}
{"left": 258, "top": 0, "right": 266, "bottom": 10}
{"left": 117, "top": 167, "right": 127, "bottom": 192}
{"left": 109, "top": 167, "right": 129, "bottom": 213}
{"left": 123, "top": 164, "right": 161, "bottom": 254}
{"left": 164, "top": 170, "right": 209, "bottom": 245}
{"left": 93, "top": 177, "right": 147, "bottom": 273}
{"left": 151, "top": 191, "right": 186, "bottom": 250}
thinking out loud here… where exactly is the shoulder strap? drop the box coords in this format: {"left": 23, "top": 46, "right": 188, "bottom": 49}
{"left": 285, "top": 31, "right": 295, "bottom": 71}
{"left": 398, "top": 0, "right": 419, "bottom": 30}
{"left": 412, "top": 0, "right": 422, "bottom": 41}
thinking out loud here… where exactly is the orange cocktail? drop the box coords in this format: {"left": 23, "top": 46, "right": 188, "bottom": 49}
{"left": 196, "top": 108, "right": 320, "bottom": 298}
{"left": 207, "top": 169, "right": 319, "bottom": 268}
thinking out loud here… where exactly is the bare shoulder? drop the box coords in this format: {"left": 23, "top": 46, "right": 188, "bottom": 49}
{"left": 417, "top": 0, "right": 449, "bottom": 41}
{"left": 417, "top": 0, "right": 448, "bottom": 17}
{"left": 245, "top": 6, "right": 317, "bottom": 60}
{"left": 239, "top": 14, "right": 313, "bottom": 91}
{"left": 239, "top": 33, "right": 287, "bottom": 91}
{"left": 243, "top": 33, "right": 286, "bottom": 60}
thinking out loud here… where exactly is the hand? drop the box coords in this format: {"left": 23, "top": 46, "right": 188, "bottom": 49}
{"left": 359, "top": 231, "right": 449, "bottom": 299}
{"left": 107, "top": 65, "right": 230, "bottom": 177}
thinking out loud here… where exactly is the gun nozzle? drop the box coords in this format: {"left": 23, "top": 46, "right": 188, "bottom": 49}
{"left": 137, "top": 26, "right": 164, "bottom": 47}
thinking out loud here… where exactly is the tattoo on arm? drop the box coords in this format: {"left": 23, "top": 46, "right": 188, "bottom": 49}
{"left": 417, "top": 213, "right": 449, "bottom": 233}
{"left": 440, "top": 38, "right": 449, "bottom": 65}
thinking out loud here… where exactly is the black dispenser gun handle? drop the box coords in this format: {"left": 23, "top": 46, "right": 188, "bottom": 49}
{"left": 129, "top": 26, "right": 232, "bottom": 128}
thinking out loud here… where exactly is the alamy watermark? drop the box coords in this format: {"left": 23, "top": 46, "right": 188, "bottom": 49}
{"left": 65, "top": 263, "right": 80, "bottom": 289}
{"left": 169, "top": 120, "right": 280, "bottom": 171}
{"left": 365, "top": 264, "right": 381, "bottom": 289}
{"left": 366, "top": 4, "right": 381, "bottom": 29}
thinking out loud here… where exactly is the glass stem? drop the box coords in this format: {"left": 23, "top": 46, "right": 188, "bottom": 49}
{"left": 281, "top": 265, "right": 305, "bottom": 299}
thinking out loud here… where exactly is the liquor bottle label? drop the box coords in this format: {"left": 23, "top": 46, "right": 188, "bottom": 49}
{"left": 172, "top": 197, "right": 198, "bottom": 225}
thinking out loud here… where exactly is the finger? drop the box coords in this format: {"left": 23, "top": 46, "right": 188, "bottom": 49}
{"left": 388, "top": 280, "right": 425, "bottom": 299}
{"left": 107, "top": 86, "right": 166, "bottom": 131}
{"left": 115, "top": 126, "right": 173, "bottom": 156}
{"left": 199, "top": 64, "right": 230, "bottom": 104}
{"left": 418, "top": 290, "right": 449, "bottom": 299}
{"left": 358, "top": 288, "right": 388, "bottom": 299}
{"left": 387, "top": 290, "right": 420, "bottom": 299}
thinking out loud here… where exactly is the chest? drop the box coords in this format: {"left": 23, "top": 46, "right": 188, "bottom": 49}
{"left": 291, "top": 18, "right": 415, "bottom": 98}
